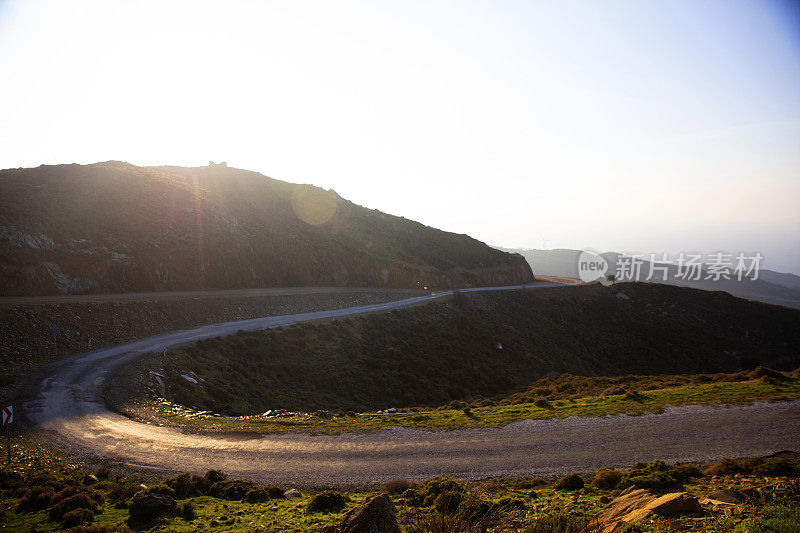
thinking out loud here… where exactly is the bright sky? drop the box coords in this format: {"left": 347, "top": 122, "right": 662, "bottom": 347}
{"left": 1, "top": 0, "right": 799, "bottom": 273}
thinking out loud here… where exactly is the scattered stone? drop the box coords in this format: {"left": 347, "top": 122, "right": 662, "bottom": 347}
{"left": 129, "top": 493, "right": 177, "bottom": 521}
{"left": 703, "top": 489, "right": 747, "bottom": 504}
{"left": 338, "top": 493, "right": 401, "bottom": 533}
{"left": 284, "top": 488, "right": 302, "bottom": 498}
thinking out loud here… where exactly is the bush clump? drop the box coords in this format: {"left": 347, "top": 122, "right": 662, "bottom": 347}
{"left": 48, "top": 491, "right": 103, "bottom": 522}
{"left": 165, "top": 472, "right": 207, "bottom": 498}
{"left": 619, "top": 461, "right": 685, "bottom": 490}
{"left": 381, "top": 479, "right": 418, "bottom": 495}
{"left": 434, "top": 491, "right": 464, "bottom": 514}
{"left": 704, "top": 458, "right": 741, "bottom": 476}
{"left": 204, "top": 469, "right": 227, "bottom": 485}
{"left": 417, "top": 477, "right": 466, "bottom": 507}
{"left": 208, "top": 479, "right": 256, "bottom": 500}
{"left": 178, "top": 501, "right": 196, "bottom": 521}
{"left": 245, "top": 487, "right": 282, "bottom": 503}
{"left": 592, "top": 467, "right": 622, "bottom": 490}
{"left": 16, "top": 486, "right": 55, "bottom": 512}
{"left": 146, "top": 484, "right": 175, "bottom": 497}
{"left": 741, "top": 457, "right": 799, "bottom": 477}
{"left": 62, "top": 508, "right": 94, "bottom": 528}
{"left": 554, "top": 473, "right": 584, "bottom": 491}
{"left": 307, "top": 491, "right": 347, "bottom": 513}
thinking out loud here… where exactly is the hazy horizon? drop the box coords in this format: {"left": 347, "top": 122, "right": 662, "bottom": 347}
{"left": 1, "top": 0, "right": 798, "bottom": 273}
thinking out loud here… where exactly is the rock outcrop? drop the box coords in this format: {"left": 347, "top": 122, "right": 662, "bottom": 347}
{"left": 591, "top": 487, "right": 704, "bottom": 532}
{"left": 128, "top": 493, "right": 177, "bottom": 521}
{"left": 331, "top": 493, "right": 401, "bottom": 533}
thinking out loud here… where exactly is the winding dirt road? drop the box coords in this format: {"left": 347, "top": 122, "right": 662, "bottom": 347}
{"left": 24, "top": 283, "right": 800, "bottom": 485}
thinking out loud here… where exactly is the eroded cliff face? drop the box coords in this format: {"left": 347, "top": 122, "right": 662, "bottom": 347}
{"left": 0, "top": 162, "right": 533, "bottom": 295}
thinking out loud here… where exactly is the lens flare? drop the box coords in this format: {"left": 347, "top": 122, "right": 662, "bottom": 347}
{"left": 291, "top": 185, "right": 339, "bottom": 226}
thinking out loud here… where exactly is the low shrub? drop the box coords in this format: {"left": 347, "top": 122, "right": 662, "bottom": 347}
{"left": 245, "top": 488, "right": 273, "bottom": 503}
{"left": 62, "top": 508, "right": 94, "bottom": 528}
{"left": 381, "top": 479, "right": 418, "bottom": 495}
{"left": 554, "top": 474, "right": 584, "bottom": 491}
{"left": 307, "top": 491, "right": 347, "bottom": 513}
{"left": 178, "top": 501, "right": 196, "bottom": 520}
{"left": 434, "top": 491, "right": 464, "bottom": 514}
{"left": 494, "top": 496, "right": 526, "bottom": 510}
{"left": 407, "top": 498, "right": 499, "bottom": 533}
{"left": 204, "top": 469, "right": 227, "bottom": 485}
{"left": 600, "top": 386, "right": 626, "bottom": 397}
{"left": 208, "top": 479, "right": 256, "bottom": 500}
{"left": 704, "top": 458, "right": 741, "bottom": 476}
{"left": 401, "top": 488, "right": 423, "bottom": 507}
{"left": 592, "top": 467, "right": 622, "bottom": 490}
{"left": 677, "top": 463, "right": 703, "bottom": 479}
{"left": 418, "top": 477, "right": 466, "bottom": 507}
{"left": 742, "top": 457, "right": 799, "bottom": 477}
{"left": 16, "top": 486, "right": 55, "bottom": 512}
{"left": 166, "top": 473, "right": 207, "bottom": 498}
{"left": 146, "top": 484, "right": 175, "bottom": 497}
{"left": 457, "top": 495, "right": 496, "bottom": 519}
{"left": 620, "top": 461, "right": 684, "bottom": 490}
{"left": 747, "top": 367, "right": 785, "bottom": 381}
{"left": 48, "top": 491, "right": 103, "bottom": 521}
{"left": 107, "top": 483, "right": 140, "bottom": 502}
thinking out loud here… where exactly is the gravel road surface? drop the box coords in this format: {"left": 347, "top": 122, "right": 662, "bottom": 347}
{"left": 23, "top": 283, "right": 800, "bottom": 484}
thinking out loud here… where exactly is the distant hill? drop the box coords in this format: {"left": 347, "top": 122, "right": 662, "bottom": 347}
{"left": 504, "top": 248, "right": 800, "bottom": 309}
{"left": 0, "top": 162, "right": 532, "bottom": 296}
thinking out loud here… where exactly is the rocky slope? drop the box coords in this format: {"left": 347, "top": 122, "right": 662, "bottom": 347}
{"left": 0, "top": 161, "right": 532, "bottom": 295}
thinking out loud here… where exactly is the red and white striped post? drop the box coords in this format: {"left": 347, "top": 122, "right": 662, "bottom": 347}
{"left": 2, "top": 406, "right": 12, "bottom": 463}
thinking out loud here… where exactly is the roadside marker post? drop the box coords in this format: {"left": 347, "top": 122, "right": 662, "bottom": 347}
{"left": 2, "top": 405, "right": 12, "bottom": 463}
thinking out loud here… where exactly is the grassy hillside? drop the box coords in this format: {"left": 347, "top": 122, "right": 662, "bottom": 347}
{"left": 124, "top": 283, "right": 800, "bottom": 415}
{"left": 0, "top": 161, "right": 532, "bottom": 295}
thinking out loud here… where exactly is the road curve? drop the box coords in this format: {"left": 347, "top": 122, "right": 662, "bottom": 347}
{"left": 24, "top": 283, "right": 800, "bottom": 485}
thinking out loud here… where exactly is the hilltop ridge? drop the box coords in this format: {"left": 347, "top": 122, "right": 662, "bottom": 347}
{"left": 0, "top": 161, "right": 532, "bottom": 295}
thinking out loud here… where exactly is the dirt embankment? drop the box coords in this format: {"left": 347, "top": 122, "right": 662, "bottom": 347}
{"left": 0, "top": 288, "right": 418, "bottom": 400}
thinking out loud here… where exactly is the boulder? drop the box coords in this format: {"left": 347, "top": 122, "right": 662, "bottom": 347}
{"left": 339, "top": 493, "right": 401, "bottom": 533}
{"left": 592, "top": 488, "right": 703, "bottom": 533}
{"left": 129, "top": 493, "right": 177, "bottom": 521}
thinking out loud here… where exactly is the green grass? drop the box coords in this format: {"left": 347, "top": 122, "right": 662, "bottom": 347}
{"left": 139, "top": 376, "right": 800, "bottom": 435}
{"left": 4, "top": 449, "right": 799, "bottom": 533}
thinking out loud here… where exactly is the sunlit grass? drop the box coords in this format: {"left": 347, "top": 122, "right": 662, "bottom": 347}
{"left": 141, "top": 377, "right": 800, "bottom": 435}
